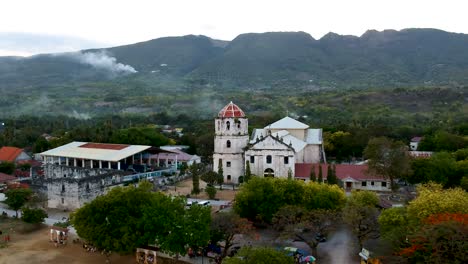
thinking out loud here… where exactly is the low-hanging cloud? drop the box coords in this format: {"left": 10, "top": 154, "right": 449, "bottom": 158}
{"left": 67, "top": 51, "right": 137, "bottom": 74}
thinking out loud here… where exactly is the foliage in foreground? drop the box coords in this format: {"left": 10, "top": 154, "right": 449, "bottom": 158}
{"left": 234, "top": 177, "right": 345, "bottom": 223}
{"left": 378, "top": 183, "right": 468, "bottom": 263}
{"left": 21, "top": 207, "right": 48, "bottom": 224}
{"left": 223, "top": 247, "right": 295, "bottom": 264}
{"left": 4, "top": 188, "right": 33, "bottom": 217}
{"left": 71, "top": 181, "right": 211, "bottom": 255}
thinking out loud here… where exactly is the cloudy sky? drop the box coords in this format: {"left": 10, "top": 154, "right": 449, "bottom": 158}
{"left": 1, "top": 0, "right": 467, "bottom": 56}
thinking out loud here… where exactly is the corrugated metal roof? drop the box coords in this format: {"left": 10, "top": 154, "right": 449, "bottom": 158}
{"left": 0, "top": 146, "right": 23, "bottom": 162}
{"left": 40, "top": 141, "right": 151, "bottom": 162}
{"left": 306, "top": 129, "right": 322, "bottom": 144}
{"left": 266, "top": 117, "right": 309, "bottom": 129}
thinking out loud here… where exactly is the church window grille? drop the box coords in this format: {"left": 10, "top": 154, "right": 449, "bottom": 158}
{"left": 226, "top": 161, "right": 231, "bottom": 167}
{"left": 250, "top": 156, "right": 254, "bottom": 164}
{"left": 62, "top": 184, "right": 65, "bottom": 192}
{"left": 227, "top": 140, "right": 231, "bottom": 148}
{"left": 266, "top": 155, "right": 272, "bottom": 164}
{"left": 361, "top": 181, "right": 367, "bottom": 187}
{"left": 284, "top": 157, "right": 289, "bottom": 164}
{"left": 226, "top": 121, "right": 230, "bottom": 130}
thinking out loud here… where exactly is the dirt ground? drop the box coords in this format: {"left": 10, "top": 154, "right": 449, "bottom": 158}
{"left": 165, "top": 178, "right": 238, "bottom": 201}
{"left": 0, "top": 219, "right": 187, "bottom": 264}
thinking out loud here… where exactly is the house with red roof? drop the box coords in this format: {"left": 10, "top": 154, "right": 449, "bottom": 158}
{"left": 0, "top": 146, "right": 31, "bottom": 163}
{"left": 0, "top": 172, "right": 16, "bottom": 184}
{"left": 295, "top": 163, "right": 391, "bottom": 192}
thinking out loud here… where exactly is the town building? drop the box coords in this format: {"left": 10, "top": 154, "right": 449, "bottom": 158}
{"left": 295, "top": 163, "right": 391, "bottom": 192}
{"left": 410, "top": 137, "right": 422, "bottom": 151}
{"left": 37, "top": 142, "right": 171, "bottom": 210}
{"left": 0, "top": 146, "right": 31, "bottom": 163}
{"left": 213, "top": 102, "right": 325, "bottom": 183}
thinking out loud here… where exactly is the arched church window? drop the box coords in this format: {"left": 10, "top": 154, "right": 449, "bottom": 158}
{"left": 226, "top": 121, "right": 230, "bottom": 130}
{"left": 266, "top": 155, "right": 272, "bottom": 164}
{"left": 227, "top": 140, "right": 231, "bottom": 148}
{"left": 227, "top": 175, "right": 231, "bottom": 181}
{"left": 237, "top": 120, "right": 241, "bottom": 129}
{"left": 264, "top": 168, "right": 274, "bottom": 177}
{"left": 62, "top": 184, "right": 65, "bottom": 192}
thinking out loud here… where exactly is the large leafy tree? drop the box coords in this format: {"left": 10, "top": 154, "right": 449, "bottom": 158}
{"left": 223, "top": 247, "right": 295, "bottom": 264}
{"left": 211, "top": 212, "right": 254, "bottom": 260}
{"left": 272, "top": 205, "right": 339, "bottom": 257}
{"left": 364, "top": 137, "right": 411, "bottom": 191}
{"left": 234, "top": 177, "right": 345, "bottom": 223}
{"left": 0, "top": 161, "right": 15, "bottom": 175}
{"left": 71, "top": 182, "right": 211, "bottom": 255}
{"left": 343, "top": 190, "right": 380, "bottom": 250}
{"left": 4, "top": 188, "right": 33, "bottom": 217}
{"left": 21, "top": 207, "right": 48, "bottom": 224}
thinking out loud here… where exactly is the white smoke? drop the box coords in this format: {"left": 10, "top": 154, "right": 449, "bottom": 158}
{"left": 67, "top": 51, "right": 137, "bottom": 74}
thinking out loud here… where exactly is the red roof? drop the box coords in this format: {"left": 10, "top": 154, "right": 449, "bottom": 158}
{"left": 218, "top": 101, "right": 245, "bottom": 118}
{"left": 79, "top": 143, "right": 129, "bottom": 150}
{"left": 0, "top": 146, "right": 23, "bottom": 162}
{"left": 411, "top": 137, "right": 422, "bottom": 142}
{"left": 0, "top": 172, "right": 16, "bottom": 183}
{"left": 295, "top": 163, "right": 386, "bottom": 181}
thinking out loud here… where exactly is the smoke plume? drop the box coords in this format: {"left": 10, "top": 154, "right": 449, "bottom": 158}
{"left": 67, "top": 51, "right": 137, "bottom": 74}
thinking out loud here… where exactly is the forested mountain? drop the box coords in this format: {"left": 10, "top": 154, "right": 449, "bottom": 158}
{"left": 1, "top": 28, "right": 468, "bottom": 117}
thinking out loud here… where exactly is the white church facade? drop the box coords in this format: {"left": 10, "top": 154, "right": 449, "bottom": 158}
{"left": 213, "top": 102, "right": 325, "bottom": 183}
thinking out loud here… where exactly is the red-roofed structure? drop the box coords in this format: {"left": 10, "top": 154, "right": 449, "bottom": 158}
{"left": 218, "top": 101, "right": 245, "bottom": 118}
{"left": 295, "top": 163, "right": 391, "bottom": 192}
{"left": 79, "top": 143, "right": 129, "bottom": 150}
{"left": 0, "top": 172, "right": 16, "bottom": 183}
{"left": 0, "top": 146, "right": 31, "bottom": 163}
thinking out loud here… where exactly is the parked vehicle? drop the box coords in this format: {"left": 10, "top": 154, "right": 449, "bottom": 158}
{"left": 198, "top": 200, "right": 210, "bottom": 206}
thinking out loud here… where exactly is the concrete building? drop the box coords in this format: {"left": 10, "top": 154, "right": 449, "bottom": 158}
{"left": 295, "top": 163, "right": 391, "bottom": 192}
{"left": 38, "top": 142, "right": 154, "bottom": 210}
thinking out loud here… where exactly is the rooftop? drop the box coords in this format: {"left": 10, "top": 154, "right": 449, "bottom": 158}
{"left": 40, "top": 142, "right": 151, "bottom": 162}
{"left": 0, "top": 146, "right": 24, "bottom": 162}
{"left": 218, "top": 101, "right": 245, "bottom": 118}
{"left": 267, "top": 116, "right": 309, "bottom": 129}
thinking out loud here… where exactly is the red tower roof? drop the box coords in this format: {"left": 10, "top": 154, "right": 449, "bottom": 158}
{"left": 218, "top": 101, "right": 245, "bottom": 118}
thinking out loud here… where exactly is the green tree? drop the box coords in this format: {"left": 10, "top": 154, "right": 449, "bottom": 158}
{"left": 327, "top": 164, "right": 338, "bottom": 185}
{"left": 223, "top": 247, "right": 295, "bottom": 264}
{"left": 234, "top": 177, "right": 345, "bottom": 223}
{"left": 378, "top": 207, "right": 409, "bottom": 249}
{"left": 245, "top": 161, "right": 252, "bottom": 182}
{"left": 272, "top": 205, "right": 339, "bottom": 257}
{"left": 189, "top": 163, "right": 204, "bottom": 194}
{"left": 21, "top": 207, "right": 48, "bottom": 224}
{"left": 318, "top": 164, "right": 323, "bottom": 183}
{"left": 211, "top": 212, "right": 254, "bottom": 260}
{"left": 217, "top": 159, "right": 224, "bottom": 189}
{"left": 4, "top": 188, "right": 33, "bottom": 217}
{"left": 309, "top": 165, "right": 316, "bottom": 182}
{"left": 201, "top": 171, "right": 220, "bottom": 186}
{"left": 206, "top": 185, "right": 217, "bottom": 199}
{"left": 0, "top": 161, "right": 15, "bottom": 175}
{"left": 407, "top": 183, "right": 468, "bottom": 222}
{"left": 72, "top": 182, "right": 211, "bottom": 255}
{"left": 364, "top": 137, "right": 411, "bottom": 191}
{"left": 343, "top": 190, "right": 380, "bottom": 250}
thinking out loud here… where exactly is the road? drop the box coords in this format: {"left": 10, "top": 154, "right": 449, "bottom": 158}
{"left": 318, "top": 227, "right": 358, "bottom": 264}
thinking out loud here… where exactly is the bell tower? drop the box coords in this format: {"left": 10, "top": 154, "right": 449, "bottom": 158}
{"left": 213, "top": 102, "right": 249, "bottom": 183}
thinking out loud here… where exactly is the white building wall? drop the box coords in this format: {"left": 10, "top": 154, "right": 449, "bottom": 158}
{"left": 301, "top": 145, "right": 321, "bottom": 163}
{"left": 213, "top": 117, "right": 249, "bottom": 184}
{"left": 346, "top": 180, "right": 391, "bottom": 192}
{"left": 245, "top": 149, "right": 295, "bottom": 178}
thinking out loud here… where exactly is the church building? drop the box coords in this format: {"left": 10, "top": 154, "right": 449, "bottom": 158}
{"left": 213, "top": 102, "right": 325, "bottom": 183}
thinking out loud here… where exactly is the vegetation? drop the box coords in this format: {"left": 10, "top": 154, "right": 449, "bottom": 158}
{"left": 0, "top": 162, "right": 15, "bottom": 175}
{"left": 364, "top": 137, "right": 411, "bottom": 190}
{"left": 223, "top": 247, "right": 295, "bottom": 264}
{"left": 210, "top": 212, "right": 254, "bottom": 260}
{"left": 234, "top": 177, "right": 345, "bottom": 223}
{"left": 378, "top": 184, "right": 468, "bottom": 263}
{"left": 4, "top": 188, "right": 33, "bottom": 218}
{"left": 21, "top": 208, "right": 48, "bottom": 224}
{"left": 71, "top": 182, "right": 211, "bottom": 255}
{"left": 205, "top": 185, "right": 216, "bottom": 199}
{"left": 343, "top": 190, "right": 380, "bottom": 250}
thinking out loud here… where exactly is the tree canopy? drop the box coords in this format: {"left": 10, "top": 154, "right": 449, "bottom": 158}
{"left": 223, "top": 247, "right": 295, "bottom": 264}
{"left": 71, "top": 182, "right": 211, "bottom": 255}
{"left": 4, "top": 188, "right": 33, "bottom": 217}
{"left": 234, "top": 177, "right": 345, "bottom": 223}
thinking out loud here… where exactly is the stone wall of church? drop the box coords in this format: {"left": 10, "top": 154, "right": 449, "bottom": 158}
{"left": 213, "top": 153, "right": 244, "bottom": 183}
{"left": 215, "top": 117, "right": 248, "bottom": 136}
{"left": 41, "top": 164, "right": 127, "bottom": 210}
{"left": 214, "top": 135, "right": 249, "bottom": 154}
{"left": 245, "top": 149, "right": 295, "bottom": 178}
